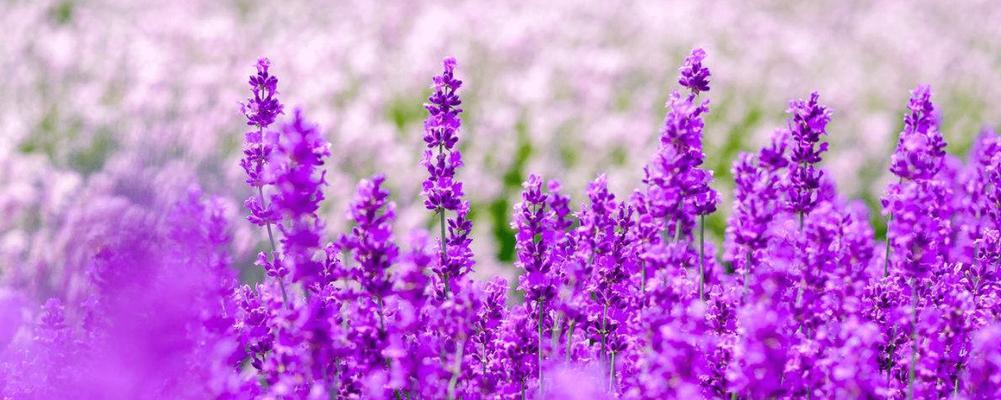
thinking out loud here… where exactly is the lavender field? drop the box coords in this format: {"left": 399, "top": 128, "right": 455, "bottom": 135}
{"left": 2, "top": 1, "right": 1001, "bottom": 399}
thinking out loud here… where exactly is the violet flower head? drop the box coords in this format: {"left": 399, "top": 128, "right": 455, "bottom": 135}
{"left": 421, "top": 57, "right": 475, "bottom": 283}
{"left": 678, "top": 48, "right": 710, "bottom": 95}
{"left": 242, "top": 58, "right": 284, "bottom": 129}
{"left": 759, "top": 128, "right": 790, "bottom": 171}
{"left": 785, "top": 91, "right": 832, "bottom": 215}
{"left": 890, "top": 85, "right": 946, "bottom": 181}
{"left": 883, "top": 180, "right": 950, "bottom": 277}
{"left": 642, "top": 91, "right": 709, "bottom": 228}
{"left": 977, "top": 132, "right": 1001, "bottom": 228}
{"left": 515, "top": 174, "right": 556, "bottom": 305}
{"left": 271, "top": 109, "right": 331, "bottom": 283}
{"left": 643, "top": 49, "right": 718, "bottom": 237}
{"left": 272, "top": 108, "right": 330, "bottom": 218}
{"left": 239, "top": 58, "right": 286, "bottom": 226}
{"left": 342, "top": 174, "right": 399, "bottom": 299}
{"left": 726, "top": 151, "right": 782, "bottom": 277}
{"left": 690, "top": 168, "right": 720, "bottom": 216}
{"left": 422, "top": 56, "right": 465, "bottom": 212}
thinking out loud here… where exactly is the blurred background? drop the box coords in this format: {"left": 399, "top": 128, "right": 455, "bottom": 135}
{"left": 3, "top": 0, "right": 1001, "bottom": 284}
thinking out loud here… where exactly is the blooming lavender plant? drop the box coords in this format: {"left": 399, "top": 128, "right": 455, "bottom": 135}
{"left": 422, "top": 57, "right": 474, "bottom": 294}
{"left": 3, "top": 47, "right": 1001, "bottom": 400}
{"left": 642, "top": 48, "right": 719, "bottom": 303}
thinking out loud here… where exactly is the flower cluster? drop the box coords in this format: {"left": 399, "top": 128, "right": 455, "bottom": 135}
{"left": 1, "top": 49, "right": 1000, "bottom": 400}
{"left": 785, "top": 92, "right": 832, "bottom": 217}
{"left": 422, "top": 57, "right": 474, "bottom": 288}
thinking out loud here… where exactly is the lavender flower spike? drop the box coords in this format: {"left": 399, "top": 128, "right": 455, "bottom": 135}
{"left": 239, "top": 57, "right": 288, "bottom": 303}
{"left": 890, "top": 85, "right": 946, "bottom": 181}
{"left": 343, "top": 174, "right": 399, "bottom": 304}
{"left": 273, "top": 109, "right": 331, "bottom": 286}
{"left": 785, "top": 91, "right": 832, "bottom": 221}
{"left": 243, "top": 58, "right": 284, "bottom": 129}
{"left": 422, "top": 57, "right": 473, "bottom": 292}
{"left": 514, "top": 174, "right": 556, "bottom": 392}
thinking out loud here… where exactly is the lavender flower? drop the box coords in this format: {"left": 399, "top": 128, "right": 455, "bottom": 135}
{"left": 515, "top": 174, "right": 558, "bottom": 306}
{"left": 272, "top": 109, "right": 331, "bottom": 285}
{"left": 725, "top": 147, "right": 783, "bottom": 292}
{"left": 342, "top": 174, "right": 398, "bottom": 301}
{"left": 643, "top": 49, "right": 715, "bottom": 241}
{"left": 422, "top": 57, "right": 474, "bottom": 289}
{"left": 678, "top": 48, "right": 710, "bottom": 95}
{"left": 890, "top": 85, "right": 946, "bottom": 181}
{"left": 785, "top": 92, "right": 832, "bottom": 218}
{"left": 302, "top": 175, "right": 399, "bottom": 397}
{"left": 242, "top": 58, "right": 284, "bottom": 129}
{"left": 241, "top": 58, "right": 284, "bottom": 226}
{"left": 514, "top": 174, "right": 557, "bottom": 392}
{"left": 8, "top": 47, "right": 1001, "bottom": 400}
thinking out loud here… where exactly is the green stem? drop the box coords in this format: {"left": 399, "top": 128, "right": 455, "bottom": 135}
{"left": 608, "top": 351, "right": 616, "bottom": 393}
{"left": 908, "top": 278, "right": 918, "bottom": 400}
{"left": 439, "top": 208, "right": 451, "bottom": 296}
{"left": 566, "top": 320, "right": 576, "bottom": 362}
{"left": 447, "top": 338, "right": 465, "bottom": 400}
{"left": 252, "top": 123, "right": 290, "bottom": 308}
{"left": 699, "top": 215, "right": 706, "bottom": 302}
{"left": 885, "top": 177, "right": 902, "bottom": 277}
{"left": 640, "top": 263, "right": 646, "bottom": 297}
{"left": 795, "top": 211, "right": 805, "bottom": 315}
{"left": 884, "top": 213, "right": 893, "bottom": 277}
{"left": 537, "top": 300, "right": 545, "bottom": 395}
{"left": 743, "top": 251, "right": 752, "bottom": 300}
{"left": 600, "top": 303, "right": 608, "bottom": 362}
{"left": 550, "top": 312, "right": 562, "bottom": 360}
{"left": 376, "top": 295, "right": 385, "bottom": 333}
{"left": 258, "top": 186, "right": 289, "bottom": 308}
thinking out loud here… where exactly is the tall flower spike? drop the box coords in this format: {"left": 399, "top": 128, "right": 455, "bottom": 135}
{"left": 642, "top": 48, "right": 717, "bottom": 246}
{"left": 239, "top": 57, "right": 288, "bottom": 304}
{"left": 513, "top": 174, "right": 556, "bottom": 393}
{"left": 642, "top": 87, "right": 710, "bottom": 241}
{"left": 785, "top": 92, "right": 832, "bottom": 219}
{"left": 241, "top": 58, "right": 285, "bottom": 221}
{"left": 272, "top": 109, "right": 331, "bottom": 286}
{"left": 422, "top": 57, "right": 473, "bottom": 290}
{"left": 515, "top": 174, "right": 557, "bottom": 306}
{"left": 243, "top": 58, "right": 284, "bottom": 129}
{"left": 880, "top": 86, "right": 951, "bottom": 400}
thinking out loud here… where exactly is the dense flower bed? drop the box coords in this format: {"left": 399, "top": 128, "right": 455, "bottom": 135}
{"left": 1, "top": 49, "right": 999, "bottom": 399}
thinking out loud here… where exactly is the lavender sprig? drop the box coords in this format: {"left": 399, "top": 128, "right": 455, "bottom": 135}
{"left": 513, "top": 174, "right": 556, "bottom": 394}
{"left": 240, "top": 57, "right": 290, "bottom": 304}
{"left": 785, "top": 91, "right": 832, "bottom": 222}
{"left": 422, "top": 57, "right": 473, "bottom": 294}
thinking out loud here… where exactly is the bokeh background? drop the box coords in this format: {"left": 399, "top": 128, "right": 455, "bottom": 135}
{"left": 3, "top": 0, "right": 1001, "bottom": 285}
